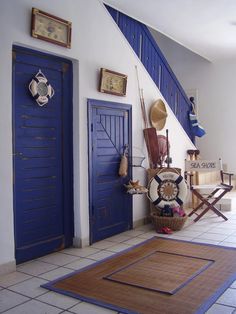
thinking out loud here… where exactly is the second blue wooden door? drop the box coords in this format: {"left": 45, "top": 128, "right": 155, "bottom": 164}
{"left": 88, "top": 99, "right": 132, "bottom": 243}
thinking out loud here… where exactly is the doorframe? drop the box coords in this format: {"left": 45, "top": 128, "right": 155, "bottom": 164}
{"left": 87, "top": 98, "right": 133, "bottom": 244}
{"left": 12, "top": 45, "right": 74, "bottom": 258}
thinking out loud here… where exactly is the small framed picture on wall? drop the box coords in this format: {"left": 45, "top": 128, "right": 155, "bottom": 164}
{"left": 31, "top": 8, "right": 72, "bottom": 48}
{"left": 99, "top": 68, "right": 127, "bottom": 96}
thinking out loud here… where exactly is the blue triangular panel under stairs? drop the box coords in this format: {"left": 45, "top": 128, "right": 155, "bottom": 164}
{"left": 105, "top": 5, "right": 194, "bottom": 143}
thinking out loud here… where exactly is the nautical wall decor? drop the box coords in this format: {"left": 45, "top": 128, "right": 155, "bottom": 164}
{"left": 148, "top": 169, "right": 188, "bottom": 208}
{"left": 29, "top": 69, "right": 55, "bottom": 106}
{"left": 99, "top": 68, "right": 127, "bottom": 96}
{"left": 31, "top": 8, "right": 72, "bottom": 48}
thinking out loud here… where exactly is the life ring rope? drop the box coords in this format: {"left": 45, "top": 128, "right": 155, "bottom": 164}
{"left": 29, "top": 69, "right": 54, "bottom": 107}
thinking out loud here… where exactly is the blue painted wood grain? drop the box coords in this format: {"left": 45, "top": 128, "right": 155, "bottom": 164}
{"left": 12, "top": 46, "right": 73, "bottom": 263}
{"left": 88, "top": 99, "right": 133, "bottom": 243}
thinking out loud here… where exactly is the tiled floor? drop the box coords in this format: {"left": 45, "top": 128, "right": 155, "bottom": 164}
{"left": 1, "top": 210, "right": 236, "bottom": 313}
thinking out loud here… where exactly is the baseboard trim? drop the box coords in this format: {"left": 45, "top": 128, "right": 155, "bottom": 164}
{"left": 73, "top": 219, "right": 151, "bottom": 247}
{"left": 133, "top": 216, "right": 150, "bottom": 228}
{"left": 0, "top": 261, "right": 16, "bottom": 276}
{"left": 73, "top": 236, "right": 90, "bottom": 248}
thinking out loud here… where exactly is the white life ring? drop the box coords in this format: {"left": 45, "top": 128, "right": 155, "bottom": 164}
{"left": 148, "top": 171, "right": 187, "bottom": 208}
{"left": 29, "top": 70, "right": 54, "bottom": 107}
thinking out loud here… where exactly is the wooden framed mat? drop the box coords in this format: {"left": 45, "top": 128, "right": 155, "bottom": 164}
{"left": 42, "top": 237, "right": 236, "bottom": 314}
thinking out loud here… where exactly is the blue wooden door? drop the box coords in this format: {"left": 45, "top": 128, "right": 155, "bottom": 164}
{"left": 12, "top": 46, "right": 73, "bottom": 263}
{"left": 88, "top": 99, "right": 132, "bottom": 243}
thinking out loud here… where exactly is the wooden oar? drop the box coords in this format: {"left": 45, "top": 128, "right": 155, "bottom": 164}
{"left": 135, "top": 65, "right": 160, "bottom": 168}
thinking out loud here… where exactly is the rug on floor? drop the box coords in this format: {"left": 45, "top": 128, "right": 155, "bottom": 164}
{"left": 42, "top": 237, "right": 236, "bottom": 314}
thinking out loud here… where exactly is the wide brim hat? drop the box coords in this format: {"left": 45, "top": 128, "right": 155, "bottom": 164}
{"left": 149, "top": 99, "right": 167, "bottom": 130}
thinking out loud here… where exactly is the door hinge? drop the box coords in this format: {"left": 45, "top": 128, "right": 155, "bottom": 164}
{"left": 62, "top": 63, "right": 69, "bottom": 73}
{"left": 90, "top": 205, "right": 95, "bottom": 224}
{"left": 12, "top": 50, "right": 16, "bottom": 62}
{"left": 91, "top": 123, "right": 93, "bottom": 132}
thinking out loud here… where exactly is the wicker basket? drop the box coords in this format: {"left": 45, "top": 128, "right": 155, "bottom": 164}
{"left": 150, "top": 212, "right": 188, "bottom": 231}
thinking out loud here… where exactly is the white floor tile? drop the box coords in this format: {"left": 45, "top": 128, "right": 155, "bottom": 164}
{"left": 222, "top": 221, "right": 236, "bottom": 227}
{"left": 37, "top": 290, "right": 80, "bottom": 309}
{"left": 62, "top": 247, "right": 100, "bottom": 257}
{"left": 138, "top": 232, "right": 157, "bottom": 239}
{"left": 2, "top": 299, "right": 62, "bottom": 314}
{"left": 69, "top": 301, "right": 118, "bottom": 314}
{"left": 230, "top": 280, "right": 236, "bottom": 288}
{"left": 175, "top": 230, "right": 203, "bottom": 237}
{"left": 192, "top": 219, "right": 220, "bottom": 226}
{"left": 223, "top": 235, "right": 236, "bottom": 243}
{"left": 166, "top": 234, "right": 194, "bottom": 241}
{"left": 0, "top": 289, "right": 29, "bottom": 312}
{"left": 39, "top": 266, "right": 74, "bottom": 281}
{"left": 218, "top": 242, "right": 236, "bottom": 248}
{"left": 194, "top": 232, "right": 228, "bottom": 242}
{"left": 123, "top": 237, "right": 147, "bottom": 245}
{"left": 88, "top": 250, "right": 115, "bottom": 261}
{"left": 135, "top": 224, "right": 154, "bottom": 231}
{"left": 121, "top": 230, "right": 145, "bottom": 237}
{"left": 105, "top": 234, "right": 132, "bottom": 243}
{"left": 90, "top": 240, "right": 116, "bottom": 249}
{"left": 216, "top": 288, "right": 236, "bottom": 307}
{"left": 38, "top": 252, "right": 79, "bottom": 266}
{"left": 106, "top": 243, "right": 132, "bottom": 253}
{"left": 192, "top": 239, "right": 220, "bottom": 245}
{"left": 65, "top": 258, "right": 95, "bottom": 270}
{"left": 205, "top": 303, "right": 235, "bottom": 313}
{"left": 207, "top": 227, "right": 235, "bottom": 235}
{"left": 9, "top": 277, "right": 48, "bottom": 298}
{"left": 17, "top": 260, "right": 58, "bottom": 276}
{"left": 183, "top": 224, "right": 212, "bottom": 232}
{"left": 0, "top": 271, "right": 32, "bottom": 288}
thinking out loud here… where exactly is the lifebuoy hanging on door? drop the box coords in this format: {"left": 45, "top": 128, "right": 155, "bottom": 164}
{"left": 29, "top": 69, "right": 54, "bottom": 107}
{"left": 148, "top": 170, "right": 187, "bottom": 208}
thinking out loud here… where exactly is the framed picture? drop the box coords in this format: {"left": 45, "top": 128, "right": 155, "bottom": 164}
{"left": 99, "top": 68, "right": 127, "bottom": 96}
{"left": 31, "top": 8, "right": 72, "bottom": 48}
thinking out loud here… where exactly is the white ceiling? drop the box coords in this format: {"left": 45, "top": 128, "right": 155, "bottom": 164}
{"left": 103, "top": 0, "right": 236, "bottom": 61}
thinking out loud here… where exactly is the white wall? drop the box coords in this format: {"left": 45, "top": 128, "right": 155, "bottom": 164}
{"left": 150, "top": 28, "right": 236, "bottom": 173}
{"left": 0, "top": 0, "right": 194, "bottom": 271}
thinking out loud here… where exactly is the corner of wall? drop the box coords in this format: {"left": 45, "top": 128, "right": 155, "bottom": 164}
{"left": 73, "top": 236, "right": 90, "bottom": 248}
{"left": 0, "top": 260, "right": 16, "bottom": 276}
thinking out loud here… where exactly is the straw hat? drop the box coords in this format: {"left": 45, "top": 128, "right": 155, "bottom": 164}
{"left": 149, "top": 99, "right": 167, "bottom": 130}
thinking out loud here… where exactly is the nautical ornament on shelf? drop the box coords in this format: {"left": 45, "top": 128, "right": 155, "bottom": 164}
{"left": 124, "top": 180, "right": 148, "bottom": 195}
{"left": 29, "top": 69, "right": 54, "bottom": 106}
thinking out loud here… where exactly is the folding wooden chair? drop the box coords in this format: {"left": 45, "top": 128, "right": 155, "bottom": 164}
{"left": 185, "top": 159, "right": 233, "bottom": 222}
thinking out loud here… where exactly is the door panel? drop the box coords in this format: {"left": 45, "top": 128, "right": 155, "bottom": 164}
{"left": 12, "top": 46, "right": 73, "bottom": 263}
{"left": 88, "top": 99, "right": 132, "bottom": 243}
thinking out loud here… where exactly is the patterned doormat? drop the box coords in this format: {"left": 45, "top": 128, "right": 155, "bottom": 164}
{"left": 42, "top": 237, "right": 236, "bottom": 314}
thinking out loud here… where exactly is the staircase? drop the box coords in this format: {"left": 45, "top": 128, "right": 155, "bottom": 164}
{"left": 106, "top": 5, "right": 194, "bottom": 142}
